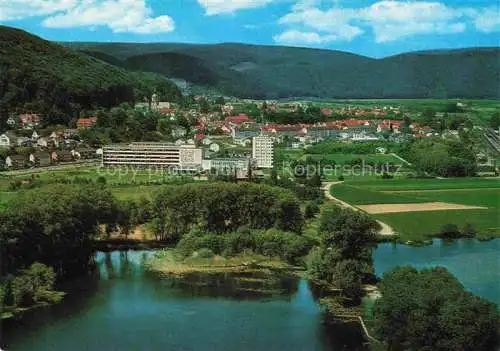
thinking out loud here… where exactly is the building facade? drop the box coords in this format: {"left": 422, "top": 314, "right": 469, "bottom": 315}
{"left": 102, "top": 142, "right": 202, "bottom": 171}
{"left": 252, "top": 136, "right": 274, "bottom": 169}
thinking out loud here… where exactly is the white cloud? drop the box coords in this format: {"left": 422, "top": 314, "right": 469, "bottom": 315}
{"left": 197, "top": 0, "right": 276, "bottom": 15}
{"left": 273, "top": 30, "right": 341, "bottom": 44}
{"left": 359, "top": 1, "right": 466, "bottom": 43}
{"left": 0, "top": 0, "right": 76, "bottom": 21}
{"left": 279, "top": 7, "right": 363, "bottom": 42}
{"left": 276, "top": 0, "right": 498, "bottom": 44}
{"left": 1, "top": 0, "right": 175, "bottom": 34}
{"left": 469, "top": 7, "right": 500, "bottom": 33}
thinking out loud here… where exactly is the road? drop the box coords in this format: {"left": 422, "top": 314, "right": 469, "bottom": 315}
{"left": 322, "top": 181, "right": 395, "bottom": 236}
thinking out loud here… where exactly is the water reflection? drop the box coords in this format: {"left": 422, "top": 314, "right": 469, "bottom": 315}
{"left": 1, "top": 250, "right": 367, "bottom": 351}
{"left": 155, "top": 271, "right": 299, "bottom": 300}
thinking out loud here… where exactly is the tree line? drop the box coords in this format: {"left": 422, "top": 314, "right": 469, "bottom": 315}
{"left": 0, "top": 183, "right": 118, "bottom": 312}
{"left": 372, "top": 266, "right": 499, "bottom": 350}
{"left": 307, "top": 205, "right": 380, "bottom": 303}
{"left": 151, "top": 182, "right": 304, "bottom": 241}
{"left": 400, "top": 137, "right": 477, "bottom": 177}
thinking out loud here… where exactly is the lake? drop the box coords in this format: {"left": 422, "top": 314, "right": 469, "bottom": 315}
{"left": 0, "top": 251, "right": 366, "bottom": 351}
{"left": 1, "top": 239, "right": 498, "bottom": 350}
{"left": 374, "top": 239, "right": 500, "bottom": 305}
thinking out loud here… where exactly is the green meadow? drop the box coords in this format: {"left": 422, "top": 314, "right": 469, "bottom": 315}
{"left": 330, "top": 184, "right": 430, "bottom": 205}
{"left": 345, "top": 177, "right": 500, "bottom": 191}
{"left": 330, "top": 178, "right": 500, "bottom": 241}
{"left": 0, "top": 166, "right": 190, "bottom": 203}
{"left": 299, "top": 153, "right": 402, "bottom": 165}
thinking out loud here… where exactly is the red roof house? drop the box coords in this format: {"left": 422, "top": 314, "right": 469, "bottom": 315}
{"left": 19, "top": 114, "right": 41, "bottom": 129}
{"left": 159, "top": 108, "right": 176, "bottom": 116}
{"left": 320, "top": 108, "right": 333, "bottom": 117}
{"left": 224, "top": 114, "right": 255, "bottom": 126}
{"left": 76, "top": 117, "right": 97, "bottom": 128}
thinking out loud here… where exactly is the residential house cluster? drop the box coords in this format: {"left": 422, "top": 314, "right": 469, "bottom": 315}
{"left": 2, "top": 148, "right": 92, "bottom": 169}
{"left": 19, "top": 114, "right": 42, "bottom": 129}
{"left": 213, "top": 115, "right": 437, "bottom": 148}
{"left": 333, "top": 106, "right": 402, "bottom": 118}
{"left": 0, "top": 127, "right": 99, "bottom": 170}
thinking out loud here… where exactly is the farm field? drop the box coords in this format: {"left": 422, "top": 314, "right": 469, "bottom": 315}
{"left": 305, "top": 98, "right": 500, "bottom": 112}
{"left": 330, "top": 178, "right": 500, "bottom": 241}
{"left": 344, "top": 178, "right": 500, "bottom": 191}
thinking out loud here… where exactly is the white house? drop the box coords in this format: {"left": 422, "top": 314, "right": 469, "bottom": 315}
{"left": 0, "top": 133, "right": 12, "bottom": 148}
{"left": 234, "top": 138, "right": 251, "bottom": 147}
{"left": 6, "top": 117, "right": 16, "bottom": 127}
{"left": 16, "top": 137, "right": 30, "bottom": 146}
{"left": 37, "top": 137, "right": 48, "bottom": 148}
{"left": 31, "top": 130, "right": 39, "bottom": 140}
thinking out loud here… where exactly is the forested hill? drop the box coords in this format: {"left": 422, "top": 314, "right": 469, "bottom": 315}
{"left": 68, "top": 42, "right": 500, "bottom": 99}
{"left": 0, "top": 26, "right": 180, "bottom": 125}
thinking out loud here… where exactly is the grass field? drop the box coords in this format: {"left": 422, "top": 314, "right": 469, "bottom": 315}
{"left": 300, "top": 153, "right": 402, "bottom": 164}
{"left": 0, "top": 166, "right": 186, "bottom": 185}
{"left": 345, "top": 178, "right": 500, "bottom": 191}
{"left": 330, "top": 178, "right": 500, "bottom": 241}
{"left": 0, "top": 166, "right": 191, "bottom": 204}
{"left": 306, "top": 98, "right": 500, "bottom": 113}
{"left": 330, "top": 184, "right": 430, "bottom": 205}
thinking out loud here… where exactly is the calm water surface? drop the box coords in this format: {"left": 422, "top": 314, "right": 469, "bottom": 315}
{"left": 374, "top": 239, "right": 500, "bottom": 305}
{"left": 2, "top": 239, "right": 498, "bottom": 350}
{"left": 1, "top": 251, "right": 365, "bottom": 351}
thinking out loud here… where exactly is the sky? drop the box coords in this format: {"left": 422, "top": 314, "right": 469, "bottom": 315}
{"left": 1, "top": 0, "right": 499, "bottom": 57}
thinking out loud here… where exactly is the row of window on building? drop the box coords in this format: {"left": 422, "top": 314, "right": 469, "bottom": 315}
{"left": 101, "top": 136, "right": 274, "bottom": 172}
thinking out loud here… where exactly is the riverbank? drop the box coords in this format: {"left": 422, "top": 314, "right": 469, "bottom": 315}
{"left": 1, "top": 291, "right": 65, "bottom": 320}
{"left": 146, "top": 250, "right": 298, "bottom": 276}
{"left": 1, "top": 250, "right": 367, "bottom": 351}
{"left": 92, "top": 239, "right": 171, "bottom": 251}
{"left": 147, "top": 249, "right": 379, "bottom": 331}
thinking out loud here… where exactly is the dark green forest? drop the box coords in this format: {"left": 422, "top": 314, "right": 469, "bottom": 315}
{"left": 373, "top": 266, "right": 499, "bottom": 350}
{"left": 69, "top": 41, "right": 500, "bottom": 99}
{"left": 0, "top": 26, "right": 181, "bottom": 125}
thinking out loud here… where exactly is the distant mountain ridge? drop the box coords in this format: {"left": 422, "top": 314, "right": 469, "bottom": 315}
{"left": 0, "top": 32, "right": 488, "bottom": 99}
{"left": 68, "top": 42, "right": 499, "bottom": 99}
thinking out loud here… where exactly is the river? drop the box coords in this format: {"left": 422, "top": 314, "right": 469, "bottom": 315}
{"left": 1, "top": 239, "right": 498, "bottom": 350}
{"left": 374, "top": 239, "right": 500, "bottom": 305}
{"left": 1, "top": 251, "right": 365, "bottom": 351}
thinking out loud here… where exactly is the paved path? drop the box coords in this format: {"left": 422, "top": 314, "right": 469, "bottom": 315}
{"left": 390, "top": 152, "right": 412, "bottom": 166}
{"left": 322, "top": 181, "right": 395, "bottom": 236}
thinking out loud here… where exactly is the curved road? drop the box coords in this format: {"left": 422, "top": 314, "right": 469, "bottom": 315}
{"left": 322, "top": 181, "right": 395, "bottom": 236}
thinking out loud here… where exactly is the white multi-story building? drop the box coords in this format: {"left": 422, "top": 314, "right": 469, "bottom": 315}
{"left": 102, "top": 142, "right": 202, "bottom": 171}
{"left": 252, "top": 136, "right": 273, "bottom": 169}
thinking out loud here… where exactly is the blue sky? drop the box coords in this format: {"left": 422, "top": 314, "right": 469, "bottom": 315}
{"left": 1, "top": 0, "right": 499, "bottom": 57}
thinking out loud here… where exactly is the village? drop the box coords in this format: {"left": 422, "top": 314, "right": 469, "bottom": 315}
{"left": 0, "top": 97, "right": 449, "bottom": 172}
